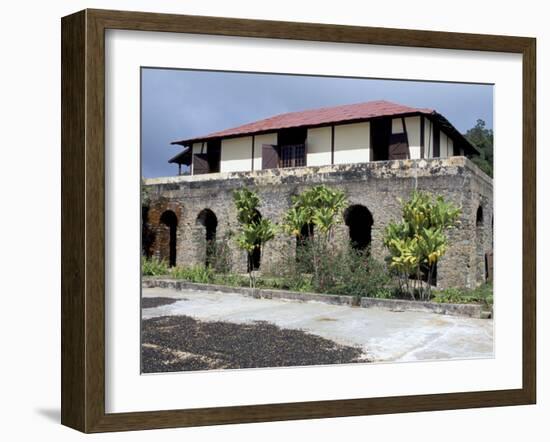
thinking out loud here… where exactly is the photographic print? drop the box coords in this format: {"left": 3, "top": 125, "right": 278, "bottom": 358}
{"left": 140, "top": 68, "right": 494, "bottom": 374}
{"left": 61, "top": 10, "right": 535, "bottom": 431}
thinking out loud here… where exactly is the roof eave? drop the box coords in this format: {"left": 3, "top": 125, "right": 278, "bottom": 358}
{"left": 429, "top": 112, "right": 481, "bottom": 156}
{"left": 168, "top": 146, "right": 192, "bottom": 164}
{"left": 172, "top": 110, "right": 434, "bottom": 146}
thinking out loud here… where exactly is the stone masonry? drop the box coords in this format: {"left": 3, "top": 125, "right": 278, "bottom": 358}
{"left": 143, "top": 157, "right": 493, "bottom": 289}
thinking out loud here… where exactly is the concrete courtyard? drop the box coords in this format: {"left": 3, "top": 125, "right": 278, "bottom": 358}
{"left": 142, "top": 287, "right": 494, "bottom": 364}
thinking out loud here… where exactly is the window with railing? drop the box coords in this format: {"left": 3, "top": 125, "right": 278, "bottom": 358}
{"left": 279, "top": 143, "right": 306, "bottom": 168}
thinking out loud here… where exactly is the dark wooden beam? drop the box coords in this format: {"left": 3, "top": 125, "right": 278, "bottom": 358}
{"left": 420, "top": 116, "right": 425, "bottom": 159}
{"left": 251, "top": 135, "right": 255, "bottom": 170}
{"left": 401, "top": 117, "right": 410, "bottom": 159}
{"left": 331, "top": 125, "right": 335, "bottom": 165}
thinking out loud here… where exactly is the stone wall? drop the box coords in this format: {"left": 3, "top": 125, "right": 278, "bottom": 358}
{"left": 143, "top": 157, "right": 493, "bottom": 289}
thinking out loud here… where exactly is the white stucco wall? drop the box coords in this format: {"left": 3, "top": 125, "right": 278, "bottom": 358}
{"left": 253, "top": 133, "right": 277, "bottom": 170}
{"left": 197, "top": 117, "right": 460, "bottom": 174}
{"left": 191, "top": 142, "right": 205, "bottom": 174}
{"left": 220, "top": 136, "right": 253, "bottom": 173}
{"left": 439, "top": 131, "right": 455, "bottom": 158}
{"left": 391, "top": 118, "right": 404, "bottom": 134}
{"left": 192, "top": 142, "right": 205, "bottom": 154}
{"left": 333, "top": 122, "right": 370, "bottom": 164}
{"left": 404, "top": 116, "right": 421, "bottom": 159}
{"left": 306, "top": 126, "right": 332, "bottom": 166}
{"left": 424, "top": 118, "right": 434, "bottom": 158}
{"left": 421, "top": 120, "right": 457, "bottom": 159}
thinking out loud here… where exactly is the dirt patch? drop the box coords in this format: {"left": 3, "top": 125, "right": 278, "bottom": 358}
{"left": 141, "top": 315, "right": 366, "bottom": 373}
{"left": 142, "top": 297, "right": 180, "bottom": 309}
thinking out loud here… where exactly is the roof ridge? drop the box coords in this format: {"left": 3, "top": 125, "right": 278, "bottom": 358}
{"left": 172, "top": 99, "right": 434, "bottom": 146}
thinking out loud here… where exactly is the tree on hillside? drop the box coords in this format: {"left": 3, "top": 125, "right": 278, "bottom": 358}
{"left": 464, "top": 119, "right": 493, "bottom": 177}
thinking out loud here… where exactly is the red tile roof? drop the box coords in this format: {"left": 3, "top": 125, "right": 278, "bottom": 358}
{"left": 173, "top": 100, "right": 434, "bottom": 145}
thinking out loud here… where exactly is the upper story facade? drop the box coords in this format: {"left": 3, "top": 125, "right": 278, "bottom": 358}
{"left": 169, "top": 100, "right": 479, "bottom": 176}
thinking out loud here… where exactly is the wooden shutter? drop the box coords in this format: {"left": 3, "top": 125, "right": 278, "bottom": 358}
{"left": 262, "top": 144, "right": 279, "bottom": 169}
{"left": 388, "top": 133, "right": 410, "bottom": 160}
{"left": 193, "top": 153, "right": 210, "bottom": 175}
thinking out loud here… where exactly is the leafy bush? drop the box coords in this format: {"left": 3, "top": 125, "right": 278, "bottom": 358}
{"left": 264, "top": 240, "right": 390, "bottom": 299}
{"left": 282, "top": 185, "right": 347, "bottom": 291}
{"left": 141, "top": 257, "right": 170, "bottom": 276}
{"left": 317, "top": 246, "right": 391, "bottom": 300}
{"left": 233, "top": 188, "right": 277, "bottom": 288}
{"left": 271, "top": 271, "right": 315, "bottom": 293}
{"left": 384, "top": 191, "right": 461, "bottom": 300}
{"left": 431, "top": 283, "right": 493, "bottom": 307}
{"left": 193, "top": 229, "right": 233, "bottom": 274}
{"left": 213, "top": 273, "right": 250, "bottom": 288}
{"left": 431, "top": 288, "right": 469, "bottom": 304}
{"left": 170, "top": 265, "right": 214, "bottom": 284}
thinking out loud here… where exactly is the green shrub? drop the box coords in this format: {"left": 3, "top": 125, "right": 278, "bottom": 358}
{"left": 431, "top": 288, "right": 470, "bottom": 304}
{"left": 170, "top": 265, "right": 214, "bottom": 284}
{"left": 213, "top": 273, "right": 250, "bottom": 288}
{"left": 470, "top": 283, "right": 493, "bottom": 307}
{"left": 233, "top": 188, "right": 277, "bottom": 288}
{"left": 265, "top": 240, "right": 390, "bottom": 298}
{"left": 370, "top": 287, "right": 394, "bottom": 299}
{"left": 383, "top": 191, "right": 461, "bottom": 300}
{"left": 431, "top": 283, "right": 493, "bottom": 306}
{"left": 193, "top": 229, "right": 233, "bottom": 274}
{"left": 321, "top": 246, "right": 391, "bottom": 300}
{"left": 207, "top": 233, "right": 233, "bottom": 274}
{"left": 282, "top": 185, "right": 347, "bottom": 291}
{"left": 141, "top": 256, "right": 170, "bottom": 276}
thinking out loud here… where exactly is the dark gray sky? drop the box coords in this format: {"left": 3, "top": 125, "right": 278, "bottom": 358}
{"left": 141, "top": 68, "right": 493, "bottom": 178}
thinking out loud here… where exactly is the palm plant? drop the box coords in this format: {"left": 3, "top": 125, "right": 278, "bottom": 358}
{"left": 233, "top": 188, "right": 277, "bottom": 288}
{"left": 384, "top": 191, "right": 461, "bottom": 300}
{"left": 282, "top": 185, "right": 347, "bottom": 290}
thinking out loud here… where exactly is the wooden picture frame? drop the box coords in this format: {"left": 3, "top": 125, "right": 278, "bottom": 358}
{"left": 61, "top": 8, "right": 536, "bottom": 433}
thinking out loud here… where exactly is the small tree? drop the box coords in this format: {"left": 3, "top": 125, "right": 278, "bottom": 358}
{"left": 464, "top": 119, "right": 493, "bottom": 177}
{"left": 233, "top": 188, "right": 277, "bottom": 288}
{"left": 282, "top": 185, "right": 347, "bottom": 290}
{"left": 383, "top": 191, "right": 461, "bottom": 300}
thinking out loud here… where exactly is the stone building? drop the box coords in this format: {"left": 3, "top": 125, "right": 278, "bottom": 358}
{"left": 143, "top": 100, "right": 493, "bottom": 289}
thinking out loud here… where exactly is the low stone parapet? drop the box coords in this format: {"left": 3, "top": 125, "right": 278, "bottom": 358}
{"left": 143, "top": 278, "right": 485, "bottom": 318}
{"left": 142, "top": 278, "right": 355, "bottom": 306}
{"left": 360, "top": 297, "right": 483, "bottom": 318}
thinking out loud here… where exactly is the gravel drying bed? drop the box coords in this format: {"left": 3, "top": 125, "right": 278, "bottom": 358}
{"left": 141, "top": 313, "right": 365, "bottom": 373}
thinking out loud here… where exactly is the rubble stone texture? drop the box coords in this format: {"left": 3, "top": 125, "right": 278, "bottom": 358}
{"left": 143, "top": 157, "right": 493, "bottom": 289}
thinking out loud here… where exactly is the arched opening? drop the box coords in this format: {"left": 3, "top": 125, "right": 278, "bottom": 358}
{"left": 197, "top": 209, "right": 218, "bottom": 266}
{"left": 141, "top": 205, "right": 155, "bottom": 259}
{"left": 476, "top": 205, "right": 483, "bottom": 226}
{"left": 248, "top": 209, "right": 262, "bottom": 271}
{"left": 159, "top": 210, "right": 178, "bottom": 267}
{"left": 344, "top": 204, "right": 374, "bottom": 251}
